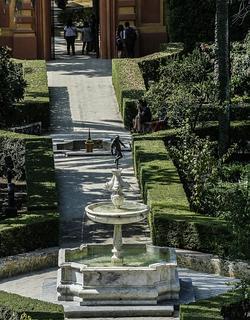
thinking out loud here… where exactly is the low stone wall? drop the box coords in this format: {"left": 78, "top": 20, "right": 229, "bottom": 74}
{"left": 0, "top": 246, "right": 249, "bottom": 281}
{"left": 0, "top": 247, "right": 59, "bottom": 279}
{"left": 176, "top": 249, "right": 250, "bottom": 279}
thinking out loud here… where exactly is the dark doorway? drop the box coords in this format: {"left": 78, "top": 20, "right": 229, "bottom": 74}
{"left": 51, "top": 0, "right": 100, "bottom": 59}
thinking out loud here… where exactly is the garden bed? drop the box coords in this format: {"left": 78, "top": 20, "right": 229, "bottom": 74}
{"left": 112, "top": 44, "right": 184, "bottom": 129}
{"left": 0, "top": 130, "right": 59, "bottom": 257}
{"left": 133, "top": 137, "right": 249, "bottom": 259}
{"left": 0, "top": 291, "right": 64, "bottom": 320}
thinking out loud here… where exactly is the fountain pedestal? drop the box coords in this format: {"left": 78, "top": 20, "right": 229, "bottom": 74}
{"left": 112, "top": 224, "right": 123, "bottom": 264}
{"left": 85, "top": 200, "right": 149, "bottom": 265}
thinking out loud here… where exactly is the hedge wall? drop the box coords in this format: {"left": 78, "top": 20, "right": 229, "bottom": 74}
{"left": 0, "top": 130, "right": 59, "bottom": 257}
{"left": 112, "top": 58, "right": 146, "bottom": 128}
{"left": 0, "top": 212, "right": 59, "bottom": 257}
{"left": 112, "top": 46, "right": 183, "bottom": 129}
{"left": 133, "top": 138, "right": 246, "bottom": 258}
{"left": 13, "top": 60, "right": 50, "bottom": 130}
{"left": 180, "top": 289, "right": 249, "bottom": 320}
{"left": 195, "top": 120, "right": 250, "bottom": 152}
{"left": 0, "top": 291, "right": 64, "bottom": 320}
{"left": 137, "top": 44, "right": 184, "bottom": 88}
{"left": 25, "top": 139, "right": 57, "bottom": 211}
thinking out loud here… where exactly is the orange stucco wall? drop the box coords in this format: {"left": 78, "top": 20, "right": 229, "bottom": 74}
{"left": 103, "top": 0, "right": 168, "bottom": 58}
{"left": 0, "top": 0, "right": 51, "bottom": 60}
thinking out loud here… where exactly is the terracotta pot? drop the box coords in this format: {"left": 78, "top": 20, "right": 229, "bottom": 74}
{"left": 85, "top": 141, "right": 94, "bottom": 153}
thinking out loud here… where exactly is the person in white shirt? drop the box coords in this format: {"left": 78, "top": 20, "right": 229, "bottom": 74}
{"left": 64, "top": 19, "right": 78, "bottom": 55}
{"left": 81, "top": 21, "right": 92, "bottom": 55}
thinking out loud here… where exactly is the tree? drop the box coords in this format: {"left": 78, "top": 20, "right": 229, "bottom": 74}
{"left": 0, "top": 47, "right": 26, "bottom": 128}
{"left": 214, "top": 0, "right": 231, "bottom": 156}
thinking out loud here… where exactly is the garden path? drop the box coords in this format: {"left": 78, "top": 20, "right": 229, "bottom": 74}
{"left": 47, "top": 38, "right": 150, "bottom": 246}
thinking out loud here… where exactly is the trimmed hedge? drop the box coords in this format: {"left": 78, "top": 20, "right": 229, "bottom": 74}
{"left": 13, "top": 60, "right": 50, "bottom": 130}
{"left": 133, "top": 120, "right": 250, "bottom": 145}
{"left": 137, "top": 44, "right": 184, "bottom": 88}
{"left": 198, "top": 104, "right": 250, "bottom": 122}
{"left": 0, "top": 212, "right": 59, "bottom": 257}
{"left": 0, "top": 291, "right": 64, "bottom": 320}
{"left": 133, "top": 138, "right": 244, "bottom": 258}
{"left": 0, "top": 130, "right": 59, "bottom": 257}
{"left": 25, "top": 139, "right": 57, "bottom": 211}
{"left": 180, "top": 289, "right": 249, "bottom": 320}
{"left": 0, "top": 130, "right": 57, "bottom": 211}
{"left": 195, "top": 120, "right": 250, "bottom": 139}
{"left": 112, "top": 58, "right": 146, "bottom": 128}
{"left": 112, "top": 46, "right": 183, "bottom": 129}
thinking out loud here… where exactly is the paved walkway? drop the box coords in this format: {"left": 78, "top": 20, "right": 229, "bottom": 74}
{"left": 47, "top": 38, "right": 149, "bottom": 246}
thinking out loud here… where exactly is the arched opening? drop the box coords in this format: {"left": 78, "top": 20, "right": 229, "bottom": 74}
{"left": 50, "top": 0, "right": 100, "bottom": 59}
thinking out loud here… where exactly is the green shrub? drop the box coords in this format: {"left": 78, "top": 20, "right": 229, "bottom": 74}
{"left": 0, "top": 137, "right": 25, "bottom": 181}
{"left": 0, "top": 130, "right": 59, "bottom": 256}
{"left": 0, "top": 291, "right": 64, "bottom": 320}
{"left": 145, "top": 49, "right": 215, "bottom": 124}
{"left": 0, "top": 212, "right": 59, "bottom": 257}
{"left": 133, "top": 138, "right": 247, "bottom": 258}
{"left": 0, "top": 48, "right": 26, "bottom": 127}
{"left": 195, "top": 120, "right": 250, "bottom": 153}
{"left": 231, "top": 32, "right": 250, "bottom": 97}
{"left": 198, "top": 104, "right": 250, "bottom": 122}
{"left": 112, "top": 48, "right": 183, "bottom": 129}
{"left": 137, "top": 45, "right": 184, "bottom": 88}
{"left": 13, "top": 60, "right": 50, "bottom": 130}
{"left": 25, "top": 139, "right": 57, "bottom": 210}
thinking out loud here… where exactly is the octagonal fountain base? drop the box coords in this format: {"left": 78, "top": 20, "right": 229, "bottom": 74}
{"left": 57, "top": 243, "right": 180, "bottom": 306}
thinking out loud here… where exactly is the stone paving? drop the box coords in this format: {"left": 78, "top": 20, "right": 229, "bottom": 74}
{"left": 47, "top": 37, "right": 149, "bottom": 246}
{"left": 0, "top": 37, "right": 238, "bottom": 319}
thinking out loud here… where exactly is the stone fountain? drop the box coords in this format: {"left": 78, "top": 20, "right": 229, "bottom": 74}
{"left": 57, "top": 164, "right": 180, "bottom": 310}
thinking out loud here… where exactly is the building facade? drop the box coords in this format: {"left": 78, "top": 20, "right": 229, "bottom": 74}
{"left": 100, "top": 0, "right": 168, "bottom": 59}
{"left": 0, "top": 0, "right": 167, "bottom": 60}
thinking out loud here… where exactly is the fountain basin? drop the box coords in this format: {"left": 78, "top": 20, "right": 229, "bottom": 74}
{"left": 57, "top": 243, "right": 180, "bottom": 305}
{"left": 85, "top": 201, "right": 149, "bottom": 225}
{"left": 85, "top": 201, "right": 150, "bottom": 264}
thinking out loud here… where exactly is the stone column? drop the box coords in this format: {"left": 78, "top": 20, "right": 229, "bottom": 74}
{"left": 111, "top": 224, "right": 123, "bottom": 265}
{"left": 35, "top": 0, "right": 51, "bottom": 60}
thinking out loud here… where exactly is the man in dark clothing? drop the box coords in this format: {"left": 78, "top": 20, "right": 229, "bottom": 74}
{"left": 124, "top": 21, "right": 137, "bottom": 58}
{"left": 140, "top": 100, "right": 152, "bottom": 132}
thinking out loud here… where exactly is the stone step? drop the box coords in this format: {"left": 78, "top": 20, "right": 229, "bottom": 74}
{"left": 64, "top": 305, "right": 174, "bottom": 318}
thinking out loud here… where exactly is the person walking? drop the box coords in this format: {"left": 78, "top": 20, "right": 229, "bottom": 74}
{"left": 124, "top": 21, "right": 137, "bottom": 58}
{"left": 115, "top": 24, "right": 124, "bottom": 58}
{"left": 64, "top": 19, "right": 78, "bottom": 55}
{"left": 81, "top": 21, "right": 92, "bottom": 55}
